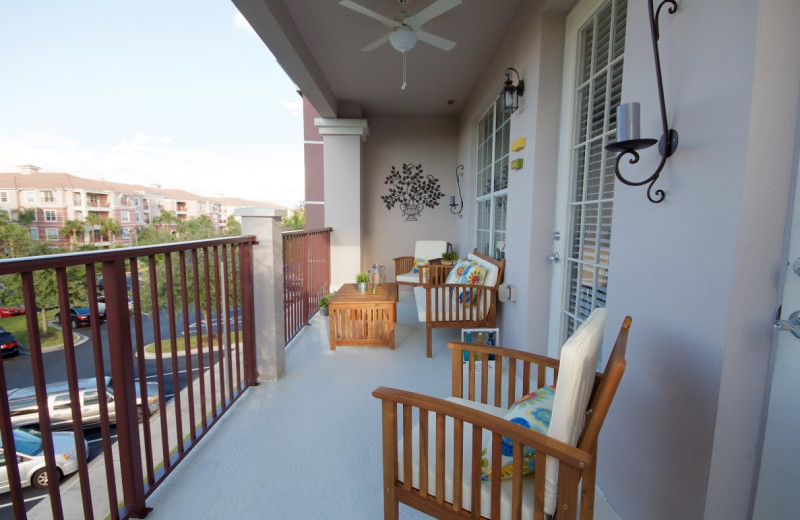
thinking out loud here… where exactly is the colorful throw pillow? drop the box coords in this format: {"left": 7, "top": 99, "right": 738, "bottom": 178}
{"left": 445, "top": 258, "right": 473, "bottom": 284}
{"left": 410, "top": 258, "right": 429, "bottom": 273}
{"left": 480, "top": 385, "right": 555, "bottom": 480}
{"left": 459, "top": 264, "right": 486, "bottom": 286}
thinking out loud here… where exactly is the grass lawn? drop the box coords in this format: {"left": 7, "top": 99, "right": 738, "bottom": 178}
{"left": 0, "top": 313, "right": 68, "bottom": 349}
{"left": 144, "top": 335, "right": 215, "bottom": 354}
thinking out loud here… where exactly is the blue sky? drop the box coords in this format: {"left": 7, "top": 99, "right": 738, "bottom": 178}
{"left": 0, "top": 1, "right": 304, "bottom": 207}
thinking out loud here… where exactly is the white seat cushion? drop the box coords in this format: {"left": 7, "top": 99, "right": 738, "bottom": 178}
{"left": 413, "top": 286, "right": 490, "bottom": 322}
{"left": 396, "top": 272, "right": 421, "bottom": 284}
{"left": 543, "top": 307, "right": 607, "bottom": 514}
{"left": 398, "top": 402, "right": 537, "bottom": 519}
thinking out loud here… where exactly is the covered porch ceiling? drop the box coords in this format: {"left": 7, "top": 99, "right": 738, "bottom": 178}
{"left": 233, "top": 0, "right": 536, "bottom": 118}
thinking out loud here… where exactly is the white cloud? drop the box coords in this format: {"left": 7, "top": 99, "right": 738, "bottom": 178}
{"left": 233, "top": 12, "right": 255, "bottom": 33}
{"left": 0, "top": 134, "right": 304, "bottom": 207}
{"left": 282, "top": 98, "right": 303, "bottom": 117}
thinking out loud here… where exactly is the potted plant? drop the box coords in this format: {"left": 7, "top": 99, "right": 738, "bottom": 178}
{"left": 356, "top": 272, "right": 369, "bottom": 294}
{"left": 318, "top": 293, "right": 333, "bottom": 316}
{"left": 441, "top": 251, "right": 459, "bottom": 265}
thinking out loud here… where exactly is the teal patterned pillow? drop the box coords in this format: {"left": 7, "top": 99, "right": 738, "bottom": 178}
{"left": 480, "top": 386, "right": 555, "bottom": 480}
{"left": 410, "top": 258, "right": 429, "bottom": 273}
{"left": 445, "top": 258, "right": 477, "bottom": 284}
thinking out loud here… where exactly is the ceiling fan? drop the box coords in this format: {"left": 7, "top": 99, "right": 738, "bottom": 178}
{"left": 339, "top": 0, "right": 462, "bottom": 89}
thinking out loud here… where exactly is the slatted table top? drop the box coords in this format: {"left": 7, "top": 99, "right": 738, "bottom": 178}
{"left": 329, "top": 283, "right": 398, "bottom": 304}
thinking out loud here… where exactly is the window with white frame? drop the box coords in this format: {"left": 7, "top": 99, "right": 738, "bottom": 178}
{"left": 73, "top": 192, "right": 82, "bottom": 205}
{"left": 30, "top": 228, "right": 39, "bottom": 240}
{"left": 24, "top": 190, "right": 34, "bottom": 203}
{"left": 45, "top": 228, "right": 59, "bottom": 241}
{"left": 41, "top": 190, "right": 55, "bottom": 203}
{"left": 0, "top": 192, "right": 7, "bottom": 203}
{"left": 121, "top": 228, "right": 131, "bottom": 239}
{"left": 476, "top": 97, "right": 510, "bottom": 260}
{"left": 560, "top": 0, "right": 627, "bottom": 340}
{"left": 121, "top": 211, "right": 130, "bottom": 223}
{"left": 44, "top": 210, "right": 57, "bottom": 222}
{"left": 135, "top": 211, "right": 141, "bottom": 222}
{"left": 74, "top": 211, "right": 83, "bottom": 221}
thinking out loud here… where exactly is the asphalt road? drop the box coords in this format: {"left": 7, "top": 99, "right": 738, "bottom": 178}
{"left": 0, "top": 309, "right": 236, "bottom": 518}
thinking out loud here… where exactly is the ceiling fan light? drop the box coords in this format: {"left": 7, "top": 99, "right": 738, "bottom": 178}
{"left": 389, "top": 26, "right": 417, "bottom": 52}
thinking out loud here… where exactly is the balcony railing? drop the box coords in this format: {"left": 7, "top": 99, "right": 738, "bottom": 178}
{"left": 0, "top": 236, "right": 257, "bottom": 519}
{"left": 282, "top": 228, "right": 331, "bottom": 344}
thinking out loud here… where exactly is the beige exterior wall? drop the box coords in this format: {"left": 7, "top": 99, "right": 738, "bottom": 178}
{"left": 362, "top": 116, "right": 459, "bottom": 279}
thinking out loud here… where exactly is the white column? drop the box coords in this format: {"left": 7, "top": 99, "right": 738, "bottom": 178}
{"left": 235, "top": 206, "right": 287, "bottom": 381}
{"left": 314, "top": 118, "right": 369, "bottom": 289}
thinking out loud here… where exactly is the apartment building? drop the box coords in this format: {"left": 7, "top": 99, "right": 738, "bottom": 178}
{"left": 0, "top": 165, "right": 284, "bottom": 248}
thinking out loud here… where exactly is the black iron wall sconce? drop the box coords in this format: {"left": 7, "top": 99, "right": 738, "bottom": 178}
{"left": 605, "top": 0, "right": 678, "bottom": 204}
{"left": 501, "top": 68, "right": 525, "bottom": 114}
{"left": 449, "top": 165, "right": 464, "bottom": 218}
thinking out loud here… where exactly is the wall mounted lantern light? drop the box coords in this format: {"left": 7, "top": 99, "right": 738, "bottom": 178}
{"left": 449, "top": 165, "right": 464, "bottom": 218}
{"left": 605, "top": 0, "right": 678, "bottom": 204}
{"left": 501, "top": 68, "right": 525, "bottom": 114}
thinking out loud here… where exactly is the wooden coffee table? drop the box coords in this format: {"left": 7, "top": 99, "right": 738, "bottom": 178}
{"left": 328, "top": 283, "right": 398, "bottom": 350}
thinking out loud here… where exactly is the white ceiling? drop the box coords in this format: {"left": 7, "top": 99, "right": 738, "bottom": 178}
{"left": 234, "top": 0, "right": 522, "bottom": 118}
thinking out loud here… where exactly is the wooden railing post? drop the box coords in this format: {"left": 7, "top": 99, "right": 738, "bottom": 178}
{"left": 103, "top": 258, "right": 149, "bottom": 518}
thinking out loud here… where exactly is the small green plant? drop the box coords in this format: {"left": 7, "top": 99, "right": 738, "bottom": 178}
{"left": 356, "top": 272, "right": 369, "bottom": 283}
{"left": 318, "top": 293, "right": 334, "bottom": 308}
{"left": 442, "top": 251, "right": 459, "bottom": 262}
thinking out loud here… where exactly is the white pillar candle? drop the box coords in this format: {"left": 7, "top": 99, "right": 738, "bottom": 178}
{"left": 616, "top": 102, "right": 640, "bottom": 142}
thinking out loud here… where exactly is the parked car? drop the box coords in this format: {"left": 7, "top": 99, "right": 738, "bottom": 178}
{"left": 0, "top": 307, "right": 24, "bottom": 318}
{"left": 7, "top": 377, "right": 159, "bottom": 429}
{"left": 0, "top": 327, "right": 20, "bottom": 357}
{"left": 0, "top": 428, "right": 87, "bottom": 492}
{"left": 54, "top": 307, "right": 105, "bottom": 328}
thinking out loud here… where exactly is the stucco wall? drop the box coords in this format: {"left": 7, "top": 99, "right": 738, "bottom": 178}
{"left": 362, "top": 116, "right": 459, "bottom": 278}
{"left": 453, "top": 0, "right": 800, "bottom": 518}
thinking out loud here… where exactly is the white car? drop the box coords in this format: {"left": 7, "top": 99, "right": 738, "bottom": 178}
{"left": 0, "top": 428, "right": 87, "bottom": 492}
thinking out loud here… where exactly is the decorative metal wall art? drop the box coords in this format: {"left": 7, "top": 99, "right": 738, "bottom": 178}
{"left": 381, "top": 163, "right": 444, "bottom": 221}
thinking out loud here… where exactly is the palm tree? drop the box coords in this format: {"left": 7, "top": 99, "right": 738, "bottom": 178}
{"left": 153, "top": 209, "right": 179, "bottom": 229}
{"left": 61, "top": 219, "right": 85, "bottom": 248}
{"left": 15, "top": 207, "right": 37, "bottom": 228}
{"left": 100, "top": 218, "right": 121, "bottom": 244}
{"left": 84, "top": 213, "right": 103, "bottom": 244}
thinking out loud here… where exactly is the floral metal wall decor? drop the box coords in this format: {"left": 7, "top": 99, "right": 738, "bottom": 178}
{"left": 381, "top": 163, "right": 444, "bottom": 221}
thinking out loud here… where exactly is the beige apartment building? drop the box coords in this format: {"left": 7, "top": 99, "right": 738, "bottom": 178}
{"left": 0, "top": 165, "right": 282, "bottom": 248}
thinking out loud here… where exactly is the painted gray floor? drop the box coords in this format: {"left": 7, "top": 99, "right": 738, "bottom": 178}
{"left": 145, "top": 289, "right": 460, "bottom": 519}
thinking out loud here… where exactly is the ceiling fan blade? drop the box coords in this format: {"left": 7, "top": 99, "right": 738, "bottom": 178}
{"left": 339, "top": 0, "right": 399, "bottom": 28}
{"left": 405, "top": 0, "right": 462, "bottom": 28}
{"left": 417, "top": 29, "right": 457, "bottom": 51}
{"left": 361, "top": 34, "right": 390, "bottom": 51}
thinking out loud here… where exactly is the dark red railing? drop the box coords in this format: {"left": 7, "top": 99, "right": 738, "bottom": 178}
{"left": 282, "top": 228, "right": 331, "bottom": 345}
{"left": 0, "top": 236, "right": 257, "bottom": 519}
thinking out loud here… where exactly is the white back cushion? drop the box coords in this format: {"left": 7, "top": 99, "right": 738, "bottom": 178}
{"left": 544, "top": 307, "right": 607, "bottom": 515}
{"left": 414, "top": 240, "right": 448, "bottom": 261}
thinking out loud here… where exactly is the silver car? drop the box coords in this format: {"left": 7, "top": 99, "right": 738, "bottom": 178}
{"left": 0, "top": 428, "right": 87, "bottom": 492}
{"left": 8, "top": 377, "right": 160, "bottom": 429}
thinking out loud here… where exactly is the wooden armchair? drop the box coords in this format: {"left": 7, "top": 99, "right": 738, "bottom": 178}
{"left": 373, "top": 313, "right": 631, "bottom": 520}
{"left": 413, "top": 250, "right": 505, "bottom": 357}
{"left": 394, "top": 240, "right": 449, "bottom": 286}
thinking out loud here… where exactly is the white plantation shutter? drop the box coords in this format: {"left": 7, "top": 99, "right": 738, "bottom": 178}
{"left": 476, "top": 97, "right": 510, "bottom": 260}
{"left": 562, "top": 0, "right": 626, "bottom": 340}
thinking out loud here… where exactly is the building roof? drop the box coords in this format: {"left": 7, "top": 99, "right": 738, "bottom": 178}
{"left": 0, "top": 170, "right": 284, "bottom": 209}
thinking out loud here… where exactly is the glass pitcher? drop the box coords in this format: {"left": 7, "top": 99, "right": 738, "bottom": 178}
{"left": 368, "top": 264, "right": 385, "bottom": 287}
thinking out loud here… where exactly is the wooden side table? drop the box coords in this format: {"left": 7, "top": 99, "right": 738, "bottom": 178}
{"left": 328, "top": 283, "right": 398, "bottom": 350}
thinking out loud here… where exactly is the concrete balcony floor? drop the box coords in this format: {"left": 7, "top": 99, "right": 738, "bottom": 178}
{"left": 146, "top": 289, "right": 460, "bottom": 519}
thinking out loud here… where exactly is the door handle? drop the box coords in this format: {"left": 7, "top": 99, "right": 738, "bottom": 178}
{"left": 774, "top": 310, "right": 800, "bottom": 339}
{"left": 547, "top": 252, "right": 560, "bottom": 263}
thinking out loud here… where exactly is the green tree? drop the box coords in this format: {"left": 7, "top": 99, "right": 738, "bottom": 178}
{"left": 100, "top": 218, "right": 121, "bottom": 244}
{"left": 225, "top": 215, "right": 242, "bottom": 236}
{"left": 137, "top": 225, "right": 175, "bottom": 246}
{"left": 177, "top": 216, "right": 215, "bottom": 240}
{"left": 61, "top": 219, "right": 85, "bottom": 248}
{"left": 15, "top": 207, "right": 37, "bottom": 229}
{"left": 0, "top": 222, "right": 34, "bottom": 257}
{"left": 281, "top": 206, "right": 305, "bottom": 231}
{"left": 84, "top": 213, "right": 103, "bottom": 244}
{"left": 153, "top": 210, "right": 179, "bottom": 229}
